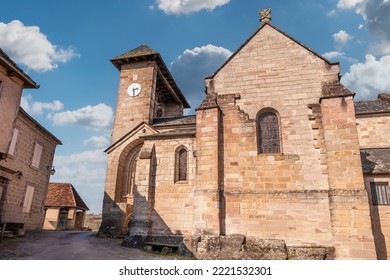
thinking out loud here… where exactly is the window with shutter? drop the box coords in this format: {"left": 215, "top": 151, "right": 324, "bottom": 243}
{"left": 22, "top": 185, "right": 34, "bottom": 213}
{"left": 31, "top": 142, "right": 43, "bottom": 168}
{"left": 8, "top": 128, "right": 19, "bottom": 156}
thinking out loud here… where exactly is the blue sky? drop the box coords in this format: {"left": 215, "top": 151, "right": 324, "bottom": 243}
{"left": 1, "top": 0, "right": 389, "bottom": 213}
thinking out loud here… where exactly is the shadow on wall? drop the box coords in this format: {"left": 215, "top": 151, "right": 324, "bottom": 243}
{"left": 361, "top": 151, "right": 388, "bottom": 259}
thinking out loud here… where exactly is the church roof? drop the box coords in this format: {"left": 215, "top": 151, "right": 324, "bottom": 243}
{"left": 355, "top": 94, "right": 390, "bottom": 115}
{"left": 110, "top": 44, "right": 190, "bottom": 109}
{"left": 321, "top": 81, "right": 355, "bottom": 99}
{"left": 153, "top": 115, "right": 196, "bottom": 127}
{"left": 111, "top": 44, "right": 158, "bottom": 61}
{"left": 361, "top": 149, "right": 390, "bottom": 175}
{"left": 45, "top": 183, "right": 89, "bottom": 211}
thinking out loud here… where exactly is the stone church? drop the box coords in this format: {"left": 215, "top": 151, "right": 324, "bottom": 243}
{"left": 100, "top": 10, "right": 390, "bottom": 259}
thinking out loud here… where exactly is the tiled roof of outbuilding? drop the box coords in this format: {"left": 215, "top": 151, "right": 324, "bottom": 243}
{"left": 45, "top": 183, "right": 89, "bottom": 210}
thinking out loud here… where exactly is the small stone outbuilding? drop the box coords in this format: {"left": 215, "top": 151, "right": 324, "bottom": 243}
{"left": 43, "top": 183, "right": 89, "bottom": 231}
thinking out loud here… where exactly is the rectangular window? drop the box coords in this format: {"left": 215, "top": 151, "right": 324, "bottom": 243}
{"left": 8, "top": 128, "right": 19, "bottom": 156}
{"left": 22, "top": 185, "right": 34, "bottom": 213}
{"left": 31, "top": 142, "right": 43, "bottom": 168}
{"left": 370, "top": 182, "right": 390, "bottom": 205}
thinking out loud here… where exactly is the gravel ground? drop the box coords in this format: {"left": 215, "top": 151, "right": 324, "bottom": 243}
{"left": 0, "top": 230, "right": 190, "bottom": 260}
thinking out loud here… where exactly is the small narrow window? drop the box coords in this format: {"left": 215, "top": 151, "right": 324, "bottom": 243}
{"left": 31, "top": 142, "right": 43, "bottom": 168}
{"left": 175, "top": 146, "right": 188, "bottom": 182}
{"left": 8, "top": 128, "right": 19, "bottom": 156}
{"left": 257, "top": 110, "right": 281, "bottom": 154}
{"left": 370, "top": 182, "right": 390, "bottom": 205}
{"left": 23, "top": 185, "right": 35, "bottom": 213}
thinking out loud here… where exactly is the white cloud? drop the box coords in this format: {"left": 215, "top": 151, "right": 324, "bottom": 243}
{"left": 358, "top": 24, "right": 364, "bottom": 30}
{"left": 52, "top": 149, "right": 108, "bottom": 213}
{"left": 48, "top": 103, "right": 114, "bottom": 130}
{"left": 170, "top": 44, "right": 232, "bottom": 112}
{"left": 0, "top": 20, "right": 78, "bottom": 72}
{"left": 337, "top": 0, "right": 365, "bottom": 9}
{"left": 83, "top": 136, "right": 110, "bottom": 148}
{"left": 341, "top": 54, "right": 390, "bottom": 98}
{"left": 333, "top": 30, "right": 353, "bottom": 49}
{"left": 21, "top": 94, "right": 64, "bottom": 115}
{"left": 336, "top": 0, "right": 390, "bottom": 54}
{"left": 156, "top": 0, "right": 230, "bottom": 15}
{"left": 322, "top": 51, "right": 345, "bottom": 60}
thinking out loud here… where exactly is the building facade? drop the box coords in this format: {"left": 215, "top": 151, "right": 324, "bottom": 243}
{"left": 100, "top": 11, "right": 389, "bottom": 259}
{"left": 0, "top": 49, "right": 61, "bottom": 233}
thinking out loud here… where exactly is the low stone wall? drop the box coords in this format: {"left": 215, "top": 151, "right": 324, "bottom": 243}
{"left": 187, "top": 235, "right": 334, "bottom": 260}
{"left": 122, "top": 233, "right": 334, "bottom": 260}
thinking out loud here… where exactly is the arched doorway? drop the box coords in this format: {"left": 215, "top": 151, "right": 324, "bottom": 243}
{"left": 118, "top": 143, "right": 143, "bottom": 233}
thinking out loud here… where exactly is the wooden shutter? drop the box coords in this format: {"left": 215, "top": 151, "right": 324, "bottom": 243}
{"left": 8, "top": 128, "right": 19, "bottom": 156}
{"left": 31, "top": 143, "right": 43, "bottom": 168}
{"left": 22, "top": 185, "right": 34, "bottom": 213}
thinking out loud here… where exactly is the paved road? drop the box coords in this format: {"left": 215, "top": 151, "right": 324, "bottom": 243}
{"left": 0, "top": 230, "right": 187, "bottom": 260}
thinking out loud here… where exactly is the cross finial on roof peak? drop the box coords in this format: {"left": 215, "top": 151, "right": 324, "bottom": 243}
{"left": 260, "top": 8, "right": 271, "bottom": 24}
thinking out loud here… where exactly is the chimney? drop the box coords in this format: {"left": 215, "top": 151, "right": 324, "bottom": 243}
{"left": 260, "top": 8, "right": 271, "bottom": 24}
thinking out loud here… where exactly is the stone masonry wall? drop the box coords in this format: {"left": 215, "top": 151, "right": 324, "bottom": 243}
{"left": 111, "top": 61, "right": 157, "bottom": 144}
{"left": 0, "top": 65, "right": 23, "bottom": 156}
{"left": 0, "top": 111, "right": 58, "bottom": 230}
{"left": 145, "top": 137, "right": 196, "bottom": 236}
{"left": 356, "top": 115, "right": 390, "bottom": 148}
{"left": 202, "top": 24, "right": 339, "bottom": 247}
{"left": 321, "top": 96, "right": 377, "bottom": 259}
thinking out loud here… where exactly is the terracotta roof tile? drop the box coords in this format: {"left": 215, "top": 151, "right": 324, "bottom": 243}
{"left": 45, "top": 183, "right": 89, "bottom": 210}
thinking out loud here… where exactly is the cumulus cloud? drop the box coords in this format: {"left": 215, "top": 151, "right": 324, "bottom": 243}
{"left": 322, "top": 51, "right": 346, "bottom": 60}
{"left": 333, "top": 30, "right": 353, "bottom": 49}
{"left": 48, "top": 103, "right": 114, "bottom": 130}
{"left": 170, "top": 44, "right": 232, "bottom": 112}
{"left": 156, "top": 0, "right": 230, "bottom": 15}
{"left": 0, "top": 20, "right": 78, "bottom": 72}
{"left": 21, "top": 94, "right": 64, "bottom": 115}
{"left": 336, "top": 0, "right": 390, "bottom": 54}
{"left": 341, "top": 54, "right": 390, "bottom": 98}
{"left": 52, "top": 149, "right": 107, "bottom": 213}
{"left": 83, "top": 136, "right": 110, "bottom": 148}
{"left": 337, "top": 0, "right": 365, "bottom": 9}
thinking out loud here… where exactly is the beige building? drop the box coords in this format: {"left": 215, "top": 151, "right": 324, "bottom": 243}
{"left": 100, "top": 10, "right": 390, "bottom": 259}
{"left": 0, "top": 49, "right": 61, "bottom": 233}
{"left": 43, "top": 183, "right": 89, "bottom": 231}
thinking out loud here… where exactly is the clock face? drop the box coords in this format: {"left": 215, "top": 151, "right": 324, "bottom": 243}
{"left": 127, "top": 83, "right": 142, "bottom": 97}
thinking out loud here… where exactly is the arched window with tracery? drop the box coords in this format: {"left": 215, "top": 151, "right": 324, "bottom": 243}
{"left": 175, "top": 146, "right": 188, "bottom": 182}
{"left": 257, "top": 109, "right": 281, "bottom": 154}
